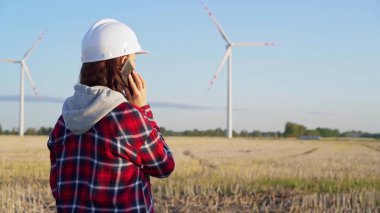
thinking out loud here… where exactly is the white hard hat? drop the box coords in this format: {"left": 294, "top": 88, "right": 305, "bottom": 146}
{"left": 81, "top": 18, "right": 148, "bottom": 63}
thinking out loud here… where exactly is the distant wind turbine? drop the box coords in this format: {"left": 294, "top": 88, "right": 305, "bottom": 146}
{"left": 0, "top": 32, "right": 45, "bottom": 137}
{"left": 201, "top": 2, "right": 277, "bottom": 139}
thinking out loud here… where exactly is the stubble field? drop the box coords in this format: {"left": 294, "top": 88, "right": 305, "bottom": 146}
{"left": 0, "top": 136, "right": 379, "bottom": 212}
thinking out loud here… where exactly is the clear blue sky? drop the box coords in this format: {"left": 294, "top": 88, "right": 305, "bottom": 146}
{"left": 0, "top": 0, "right": 379, "bottom": 133}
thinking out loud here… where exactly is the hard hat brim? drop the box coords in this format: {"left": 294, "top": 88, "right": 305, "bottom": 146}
{"left": 135, "top": 50, "right": 149, "bottom": 55}
{"left": 81, "top": 50, "right": 149, "bottom": 63}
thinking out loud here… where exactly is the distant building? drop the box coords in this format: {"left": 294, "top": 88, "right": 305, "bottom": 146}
{"left": 298, "top": 135, "right": 321, "bottom": 140}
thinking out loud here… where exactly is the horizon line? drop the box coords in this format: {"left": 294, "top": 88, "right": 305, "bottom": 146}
{"left": 0, "top": 95, "right": 246, "bottom": 111}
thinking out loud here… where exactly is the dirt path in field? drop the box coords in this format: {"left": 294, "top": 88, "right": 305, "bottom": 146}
{"left": 285, "top": 147, "right": 319, "bottom": 159}
{"left": 183, "top": 150, "right": 218, "bottom": 169}
{"left": 361, "top": 144, "right": 380, "bottom": 152}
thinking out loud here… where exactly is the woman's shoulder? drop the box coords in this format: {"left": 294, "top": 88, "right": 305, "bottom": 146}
{"left": 112, "top": 102, "right": 146, "bottom": 116}
{"left": 52, "top": 115, "right": 66, "bottom": 134}
{"left": 107, "top": 102, "right": 152, "bottom": 137}
{"left": 47, "top": 115, "right": 68, "bottom": 150}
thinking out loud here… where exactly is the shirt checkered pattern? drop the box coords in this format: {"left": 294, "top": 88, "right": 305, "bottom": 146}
{"left": 47, "top": 103, "right": 175, "bottom": 213}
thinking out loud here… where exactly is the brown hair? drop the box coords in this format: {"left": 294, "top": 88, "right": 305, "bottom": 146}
{"left": 79, "top": 56, "right": 127, "bottom": 95}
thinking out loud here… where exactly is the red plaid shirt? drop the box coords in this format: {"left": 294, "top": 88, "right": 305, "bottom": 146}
{"left": 47, "top": 103, "right": 175, "bottom": 213}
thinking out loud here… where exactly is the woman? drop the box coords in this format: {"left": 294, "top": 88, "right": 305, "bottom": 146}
{"left": 47, "top": 18, "right": 175, "bottom": 213}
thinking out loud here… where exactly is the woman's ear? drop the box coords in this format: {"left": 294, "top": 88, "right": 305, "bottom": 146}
{"left": 121, "top": 55, "right": 128, "bottom": 65}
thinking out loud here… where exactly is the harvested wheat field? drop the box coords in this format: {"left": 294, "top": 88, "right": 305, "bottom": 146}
{"left": 0, "top": 135, "right": 379, "bottom": 212}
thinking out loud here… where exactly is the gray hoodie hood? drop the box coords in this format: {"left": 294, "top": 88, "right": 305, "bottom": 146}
{"left": 62, "top": 84, "right": 127, "bottom": 135}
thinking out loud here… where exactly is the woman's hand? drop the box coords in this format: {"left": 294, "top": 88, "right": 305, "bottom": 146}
{"left": 125, "top": 70, "right": 147, "bottom": 107}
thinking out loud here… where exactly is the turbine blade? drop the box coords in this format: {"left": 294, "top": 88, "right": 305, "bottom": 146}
{"left": 207, "top": 48, "right": 231, "bottom": 91}
{"left": 22, "top": 31, "right": 46, "bottom": 60}
{"left": 233, "top": 42, "right": 278, "bottom": 47}
{"left": 201, "top": 1, "right": 231, "bottom": 44}
{"left": 0, "top": 59, "right": 18, "bottom": 63}
{"left": 21, "top": 62, "right": 39, "bottom": 96}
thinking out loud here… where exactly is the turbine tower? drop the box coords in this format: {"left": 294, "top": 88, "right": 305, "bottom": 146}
{"left": 202, "top": 2, "right": 277, "bottom": 139}
{"left": 0, "top": 32, "right": 45, "bottom": 137}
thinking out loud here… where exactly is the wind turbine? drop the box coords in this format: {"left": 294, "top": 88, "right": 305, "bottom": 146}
{"left": 202, "top": 2, "right": 277, "bottom": 139}
{"left": 0, "top": 32, "right": 45, "bottom": 137}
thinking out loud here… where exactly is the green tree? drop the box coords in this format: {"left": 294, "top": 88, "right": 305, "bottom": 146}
{"left": 12, "top": 127, "right": 18, "bottom": 135}
{"left": 283, "top": 122, "right": 306, "bottom": 137}
{"left": 214, "top": 128, "right": 224, "bottom": 137}
{"left": 250, "top": 130, "right": 261, "bottom": 138}
{"left": 159, "top": 126, "right": 167, "bottom": 135}
{"left": 305, "top": 129, "right": 320, "bottom": 136}
{"left": 193, "top": 129, "right": 201, "bottom": 136}
{"left": 37, "top": 127, "right": 53, "bottom": 135}
{"left": 316, "top": 128, "right": 340, "bottom": 137}
{"left": 240, "top": 130, "right": 249, "bottom": 137}
{"left": 25, "top": 128, "right": 37, "bottom": 135}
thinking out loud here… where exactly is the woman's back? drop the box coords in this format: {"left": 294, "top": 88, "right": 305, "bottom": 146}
{"left": 48, "top": 85, "right": 174, "bottom": 213}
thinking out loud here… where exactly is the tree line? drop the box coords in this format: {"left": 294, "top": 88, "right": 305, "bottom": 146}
{"left": 0, "top": 122, "right": 379, "bottom": 139}
{"left": 160, "top": 123, "right": 380, "bottom": 139}
{"left": 0, "top": 125, "right": 52, "bottom": 136}
{"left": 159, "top": 127, "right": 283, "bottom": 138}
{"left": 283, "top": 122, "right": 380, "bottom": 139}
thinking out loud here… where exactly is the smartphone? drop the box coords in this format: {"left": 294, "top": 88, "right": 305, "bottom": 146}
{"left": 121, "top": 59, "right": 135, "bottom": 96}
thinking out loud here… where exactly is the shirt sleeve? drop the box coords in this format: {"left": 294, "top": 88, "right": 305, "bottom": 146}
{"left": 140, "top": 104, "right": 160, "bottom": 130}
{"left": 112, "top": 103, "right": 175, "bottom": 178}
{"left": 47, "top": 134, "right": 58, "bottom": 200}
{"left": 140, "top": 104, "right": 173, "bottom": 151}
